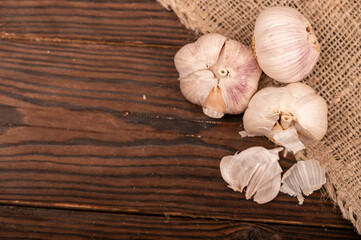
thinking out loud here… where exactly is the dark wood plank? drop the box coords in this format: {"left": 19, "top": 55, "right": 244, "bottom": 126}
{"left": 0, "top": 0, "right": 357, "bottom": 237}
{"left": 0, "top": 0, "right": 196, "bottom": 45}
{"left": 0, "top": 39, "right": 353, "bottom": 229}
{"left": 0, "top": 124, "right": 350, "bottom": 228}
{"left": 0, "top": 39, "right": 243, "bottom": 139}
{"left": 0, "top": 39, "right": 194, "bottom": 115}
{"left": 0, "top": 205, "right": 359, "bottom": 240}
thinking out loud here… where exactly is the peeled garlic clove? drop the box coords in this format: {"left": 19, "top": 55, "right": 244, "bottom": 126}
{"left": 219, "top": 147, "right": 283, "bottom": 204}
{"left": 254, "top": 7, "right": 320, "bottom": 83}
{"left": 242, "top": 83, "right": 328, "bottom": 150}
{"left": 175, "top": 33, "right": 227, "bottom": 79}
{"left": 280, "top": 159, "right": 326, "bottom": 205}
{"left": 175, "top": 33, "right": 261, "bottom": 118}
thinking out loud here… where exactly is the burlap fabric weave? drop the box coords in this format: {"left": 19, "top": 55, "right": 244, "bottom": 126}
{"left": 158, "top": 0, "right": 361, "bottom": 233}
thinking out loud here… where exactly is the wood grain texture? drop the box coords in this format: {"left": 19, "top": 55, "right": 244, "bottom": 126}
{"left": 0, "top": 0, "right": 358, "bottom": 237}
{"left": 0, "top": 0, "right": 196, "bottom": 45}
{"left": 0, "top": 39, "right": 353, "bottom": 229}
{"left": 0, "top": 120, "right": 343, "bottom": 227}
{"left": 0, "top": 205, "right": 359, "bottom": 240}
{"left": 0, "top": 39, "right": 243, "bottom": 138}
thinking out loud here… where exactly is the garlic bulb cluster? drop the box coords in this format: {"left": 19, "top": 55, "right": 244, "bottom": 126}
{"left": 241, "top": 82, "right": 328, "bottom": 153}
{"left": 281, "top": 159, "right": 326, "bottom": 205}
{"left": 253, "top": 7, "right": 320, "bottom": 83}
{"left": 220, "top": 147, "right": 283, "bottom": 204}
{"left": 174, "top": 33, "right": 262, "bottom": 118}
{"left": 171, "top": 7, "right": 328, "bottom": 206}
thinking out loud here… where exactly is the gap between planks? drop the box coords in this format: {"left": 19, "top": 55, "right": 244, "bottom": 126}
{"left": 0, "top": 32, "right": 182, "bottom": 49}
{"left": 0, "top": 201, "right": 354, "bottom": 230}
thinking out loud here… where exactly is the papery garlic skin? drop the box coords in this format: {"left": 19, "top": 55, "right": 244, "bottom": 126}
{"left": 280, "top": 159, "right": 326, "bottom": 205}
{"left": 175, "top": 33, "right": 262, "bottom": 118}
{"left": 273, "top": 127, "right": 305, "bottom": 154}
{"left": 242, "top": 83, "right": 327, "bottom": 153}
{"left": 254, "top": 7, "right": 320, "bottom": 83}
{"left": 220, "top": 147, "right": 283, "bottom": 204}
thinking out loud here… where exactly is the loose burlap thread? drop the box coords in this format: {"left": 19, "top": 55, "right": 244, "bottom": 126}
{"left": 158, "top": 0, "right": 361, "bottom": 233}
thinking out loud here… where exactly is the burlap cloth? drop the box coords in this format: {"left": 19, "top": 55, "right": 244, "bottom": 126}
{"left": 157, "top": 0, "right": 361, "bottom": 233}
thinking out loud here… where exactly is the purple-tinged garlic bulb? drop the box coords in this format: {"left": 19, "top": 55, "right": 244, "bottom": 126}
{"left": 240, "top": 83, "right": 328, "bottom": 154}
{"left": 220, "top": 147, "right": 283, "bottom": 204}
{"left": 253, "top": 7, "right": 320, "bottom": 83}
{"left": 281, "top": 159, "right": 326, "bottom": 205}
{"left": 175, "top": 33, "right": 262, "bottom": 118}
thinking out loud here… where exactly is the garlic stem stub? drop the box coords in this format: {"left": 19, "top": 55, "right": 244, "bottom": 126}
{"left": 220, "top": 147, "right": 283, "bottom": 204}
{"left": 253, "top": 7, "right": 320, "bottom": 83}
{"left": 241, "top": 83, "right": 328, "bottom": 153}
{"left": 174, "top": 33, "right": 262, "bottom": 118}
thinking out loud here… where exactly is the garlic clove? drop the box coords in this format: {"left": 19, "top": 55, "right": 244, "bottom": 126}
{"left": 220, "top": 150, "right": 263, "bottom": 192}
{"left": 253, "top": 174, "right": 281, "bottom": 204}
{"left": 219, "top": 155, "right": 240, "bottom": 191}
{"left": 202, "top": 86, "right": 227, "bottom": 118}
{"left": 216, "top": 39, "right": 262, "bottom": 114}
{"left": 292, "top": 99, "right": 328, "bottom": 141}
{"left": 179, "top": 70, "right": 218, "bottom": 106}
{"left": 254, "top": 7, "right": 320, "bottom": 83}
{"left": 272, "top": 126, "right": 305, "bottom": 154}
{"left": 243, "top": 86, "right": 285, "bottom": 139}
{"left": 280, "top": 159, "right": 326, "bottom": 205}
{"left": 174, "top": 33, "right": 227, "bottom": 79}
{"left": 285, "top": 82, "right": 315, "bottom": 99}
{"left": 245, "top": 160, "right": 283, "bottom": 201}
{"left": 298, "top": 159, "right": 326, "bottom": 195}
{"left": 284, "top": 83, "right": 328, "bottom": 141}
{"left": 202, "top": 107, "right": 224, "bottom": 119}
{"left": 219, "top": 147, "right": 283, "bottom": 204}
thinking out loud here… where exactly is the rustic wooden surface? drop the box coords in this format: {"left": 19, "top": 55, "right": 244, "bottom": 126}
{"left": 0, "top": 0, "right": 359, "bottom": 239}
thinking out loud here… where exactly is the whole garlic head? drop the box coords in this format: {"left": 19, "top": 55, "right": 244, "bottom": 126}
{"left": 253, "top": 7, "right": 320, "bottom": 83}
{"left": 220, "top": 147, "right": 283, "bottom": 204}
{"left": 175, "top": 33, "right": 262, "bottom": 118}
{"left": 241, "top": 83, "right": 327, "bottom": 153}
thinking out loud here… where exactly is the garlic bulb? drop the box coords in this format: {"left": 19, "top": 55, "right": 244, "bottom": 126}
{"left": 253, "top": 7, "right": 320, "bottom": 83}
{"left": 175, "top": 33, "right": 262, "bottom": 118}
{"left": 241, "top": 83, "right": 327, "bottom": 153}
{"left": 220, "top": 147, "right": 283, "bottom": 204}
{"left": 281, "top": 159, "right": 326, "bottom": 205}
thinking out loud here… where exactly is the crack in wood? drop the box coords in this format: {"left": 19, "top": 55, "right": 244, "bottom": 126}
{"left": 0, "top": 201, "right": 354, "bottom": 230}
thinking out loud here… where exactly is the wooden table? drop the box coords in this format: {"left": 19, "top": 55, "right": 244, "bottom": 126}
{"left": 0, "top": 1, "right": 359, "bottom": 239}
